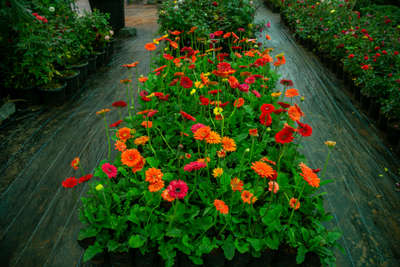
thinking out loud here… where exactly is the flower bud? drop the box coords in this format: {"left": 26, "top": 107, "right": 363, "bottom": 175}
{"left": 96, "top": 184, "right": 104, "bottom": 191}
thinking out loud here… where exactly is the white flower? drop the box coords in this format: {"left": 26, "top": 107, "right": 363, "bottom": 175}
{"left": 105, "top": 35, "right": 110, "bottom": 41}
{"left": 109, "top": 30, "right": 114, "bottom": 36}
{"left": 49, "top": 6, "right": 55, "bottom": 12}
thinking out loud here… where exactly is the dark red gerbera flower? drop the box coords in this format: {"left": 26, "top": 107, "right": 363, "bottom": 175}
{"left": 199, "top": 95, "right": 210, "bottom": 105}
{"left": 260, "top": 112, "right": 272, "bottom": 126}
{"left": 109, "top": 120, "right": 123, "bottom": 128}
{"left": 147, "top": 110, "right": 158, "bottom": 117}
{"left": 158, "top": 94, "right": 170, "bottom": 101}
{"left": 260, "top": 104, "right": 275, "bottom": 114}
{"left": 62, "top": 177, "right": 78, "bottom": 188}
{"left": 273, "top": 108, "right": 287, "bottom": 114}
{"left": 78, "top": 174, "right": 93, "bottom": 183}
{"left": 112, "top": 100, "right": 127, "bottom": 108}
{"left": 280, "top": 79, "right": 293, "bottom": 86}
{"left": 208, "top": 89, "right": 222, "bottom": 95}
{"left": 169, "top": 78, "right": 179, "bottom": 86}
{"left": 180, "top": 111, "right": 196, "bottom": 121}
{"left": 296, "top": 121, "right": 312, "bottom": 137}
{"left": 278, "top": 101, "right": 291, "bottom": 108}
{"left": 180, "top": 76, "right": 193, "bottom": 88}
{"left": 275, "top": 125, "right": 296, "bottom": 144}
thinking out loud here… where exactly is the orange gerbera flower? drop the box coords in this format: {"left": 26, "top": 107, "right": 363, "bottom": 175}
{"left": 234, "top": 52, "right": 242, "bottom": 58}
{"left": 205, "top": 131, "right": 221, "bottom": 144}
{"left": 120, "top": 79, "right": 132, "bottom": 84}
{"left": 288, "top": 104, "right": 304, "bottom": 121}
{"left": 289, "top": 198, "right": 300, "bottom": 210}
{"left": 197, "top": 157, "right": 210, "bottom": 165}
{"left": 194, "top": 126, "right": 211, "bottom": 140}
{"left": 145, "top": 42, "right": 157, "bottom": 51}
{"left": 251, "top": 161, "right": 275, "bottom": 179}
{"left": 273, "top": 53, "right": 286, "bottom": 66}
{"left": 221, "top": 137, "right": 236, "bottom": 152}
{"left": 233, "top": 98, "right": 244, "bottom": 108}
{"left": 117, "top": 127, "right": 132, "bottom": 141}
{"left": 141, "top": 121, "right": 153, "bottom": 128}
{"left": 145, "top": 167, "right": 163, "bottom": 183}
{"left": 169, "top": 41, "right": 178, "bottom": 49}
{"left": 138, "top": 76, "right": 148, "bottom": 83}
{"left": 148, "top": 179, "right": 164, "bottom": 192}
{"left": 299, "top": 163, "right": 320, "bottom": 188}
{"left": 249, "top": 129, "right": 258, "bottom": 137}
{"left": 122, "top": 61, "right": 139, "bottom": 68}
{"left": 214, "top": 199, "right": 229, "bottom": 214}
{"left": 96, "top": 108, "right": 110, "bottom": 115}
{"left": 212, "top": 168, "right": 223, "bottom": 178}
{"left": 261, "top": 157, "right": 276, "bottom": 166}
{"left": 230, "top": 177, "right": 243, "bottom": 192}
{"left": 115, "top": 140, "right": 127, "bottom": 152}
{"left": 217, "top": 149, "right": 226, "bottom": 158}
{"left": 162, "top": 189, "right": 175, "bottom": 202}
{"left": 285, "top": 88, "right": 299, "bottom": 97}
{"left": 132, "top": 157, "right": 145, "bottom": 173}
{"left": 134, "top": 136, "right": 149, "bottom": 145}
{"left": 241, "top": 190, "right": 256, "bottom": 204}
{"left": 265, "top": 34, "right": 271, "bottom": 40}
{"left": 121, "top": 149, "right": 142, "bottom": 167}
{"left": 188, "top": 26, "right": 198, "bottom": 33}
{"left": 71, "top": 157, "right": 80, "bottom": 170}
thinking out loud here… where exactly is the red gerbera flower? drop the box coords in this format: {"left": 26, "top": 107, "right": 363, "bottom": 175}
{"left": 278, "top": 102, "right": 291, "bottom": 108}
{"left": 180, "top": 76, "right": 193, "bottom": 88}
{"left": 260, "top": 112, "right": 272, "bottom": 126}
{"left": 280, "top": 79, "right": 293, "bottom": 86}
{"left": 62, "top": 177, "right": 78, "bottom": 188}
{"left": 112, "top": 100, "right": 127, "bottom": 108}
{"left": 109, "top": 120, "right": 123, "bottom": 128}
{"left": 180, "top": 111, "right": 196, "bottom": 121}
{"left": 275, "top": 125, "right": 296, "bottom": 144}
{"left": 260, "top": 104, "right": 275, "bottom": 114}
{"left": 78, "top": 174, "right": 93, "bottom": 183}
{"left": 296, "top": 121, "right": 312, "bottom": 137}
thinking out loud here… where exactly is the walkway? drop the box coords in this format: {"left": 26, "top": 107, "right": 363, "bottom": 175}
{"left": 255, "top": 3, "right": 400, "bottom": 267}
{"left": 0, "top": 3, "right": 158, "bottom": 266}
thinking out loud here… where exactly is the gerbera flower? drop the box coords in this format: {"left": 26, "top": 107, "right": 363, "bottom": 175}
{"left": 132, "top": 157, "right": 145, "bottom": 173}
{"left": 241, "top": 190, "right": 256, "bottom": 204}
{"left": 145, "top": 168, "right": 163, "bottom": 183}
{"left": 205, "top": 131, "right": 221, "bottom": 144}
{"left": 122, "top": 61, "right": 139, "bottom": 68}
{"left": 141, "top": 121, "right": 153, "bottom": 128}
{"left": 62, "top": 177, "right": 78, "bottom": 188}
{"left": 134, "top": 136, "right": 149, "bottom": 145}
{"left": 278, "top": 102, "right": 291, "bottom": 108}
{"left": 194, "top": 126, "right": 211, "bottom": 140}
{"left": 214, "top": 199, "right": 229, "bottom": 214}
{"left": 238, "top": 83, "right": 249, "bottom": 92}
{"left": 117, "top": 127, "right": 132, "bottom": 141}
{"left": 251, "top": 161, "right": 275, "bottom": 179}
{"left": 96, "top": 108, "right": 111, "bottom": 115}
{"left": 71, "top": 157, "right": 80, "bottom": 170}
{"left": 221, "top": 137, "right": 236, "bottom": 152}
{"left": 271, "top": 92, "right": 282, "bottom": 97}
{"left": 280, "top": 79, "right": 293, "bottom": 86}
{"left": 149, "top": 179, "right": 164, "bottom": 192}
{"left": 230, "top": 177, "right": 243, "bottom": 192}
{"left": 233, "top": 98, "right": 245, "bottom": 108}
{"left": 289, "top": 198, "right": 300, "bottom": 210}
{"left": 145, "top": 42, "right": 157, "bottom": 51}
{"left": 180, "top": 76, "right": 193, "bottom": 88}
{"left": 288, "top": 104, "right": 304, "bottom": 121}
{"left": 228, "top": 76, "right": 239, "bottom": 88}
{"left": 183, "top": 161, "right": 207, "bottom": 172}
{"left": 138, "top": 76, "right": 148, "bottom": 83}
{"left": 285, "top": 88, "right": 299, "bottom": 97}
{"left": 102, "top": 163, "right": 118, "bottom": 179}
{"left": 252, "top": 90, "right": 261, "bottom": 98}
{"left": 212, "top": 168, "right": 223, "bottom": 178}
{"left": 78, "top": 174, "right": 93, "bottom": 184}
{"left": 259, "top": 112, "right": 272, "bottom": 126}
{"left": 275, "top": 125, "right": 296, "bottom": 144}
{"left": 191, "top": 123, "right": 206, "bottom": 133}
{"left": 120, "top": 79, "right": 132, "bottom": 84}
{"left": 109, "top": 120, "right": 123, "bottom": 128}
{"left": 180, "top": 111, "right": 196, "bottom": 121}
{"left": 268, "top": 181, "right": 279, "bottom": 194}
{"left": 299, "top": 163, "right": 320, "bottom": 188}
{"left": 167, "top": 180, "right": 188, "bottom": 199}
{"left": 121, "top": 149, "right": 142, "bottom": 167}
{"left": 260, "top": 104, "right": 275, "bottom": 114}
{"left": 296, "top": 121, "right": 312, "bottom": 137}
{"left": 112, "top": 100, "right": 127, "bottom": 108}
{"left": 325, "top": 140, "right": 336, "bottom": 147}
{"left": 114, "top": 140, "right": 127, "bottom": 152}
{"left": 249, "top": 129, "right": 258, "bottom": 136}
{"left": 162, "top": 189, "right": 175, "bottom": 202}
{"left": 261, "top": 157, "right": 276, "bottom": 165}
{"left": 217, "top": 149, "right": 226, "bottom": 158}
{"left": 245, "top": 76, "right": 256, "bottom": 84}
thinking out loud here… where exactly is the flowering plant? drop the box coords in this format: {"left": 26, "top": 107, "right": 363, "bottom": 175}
{"left": 68, "top": 29, "right": 341, "bottom": 266}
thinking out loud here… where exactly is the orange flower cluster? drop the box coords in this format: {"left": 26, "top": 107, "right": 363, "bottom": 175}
{"left": 145, "top": 168, "right": 164, "bottom": 192}
{"left": 251, "top": 161, "right": 275, "bottom": 179}
{"left": 241, "top": 190, "right": 257, "bottom": 204}
{"left": 117, "top": 127, "right": 133, "bottom": 142}
{"left": 214, "top": 199, "right": 229, "bottom": 214}
{"left": 121, "top": 149, "right": 145, "bottom": 173}
{"left": 134, "top": 136, "right": 149, "bottom": 145}
{"left": 299, "top": 163, "right": 320, "bottom": 188}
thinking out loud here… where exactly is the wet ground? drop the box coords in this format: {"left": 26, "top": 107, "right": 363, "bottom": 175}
{"left": 255, "top": 3, "right": 400, "bottom": 267}
{"left": 0, "top": 2, "right": 158, "bottom": 266}
{"left": 0, "top": 1, "right": 399, "bottom": 267}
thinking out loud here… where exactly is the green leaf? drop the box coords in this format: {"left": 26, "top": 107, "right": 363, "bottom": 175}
{"left": 83, "top": 243, "right": 103, "bottom": 262}
{"left": 223, "top": 235, "right": 235, "bottom": 260}
{"left": 166, "top": 228, "right": 182, "bottom": 237}
{"left": 326, "top": 231, "right": 341, "bottom": 243}
{"left": 265, "top": 233, "right": 280, "bottom": 250}
{"left": 199, "top": 236, "right": 215, "bottom": 254}
{"left": 188, "top": 255, "right": 203, "bottom": 265}
{"left": 234, "top": 238, "right": 249, "bottom": 254}
{"left": 78, "top": 227, "right": 98, "bottom": 240}
{"left": 107, "top": 240, "right": 120, "bottom": 252}
{"left": 146, "top": 157, "right": 160, "bottom": 167}
{"left": 301, "top": 227, "right": 310, "bottom": 242}
{"left": 128, "top": 235, "right": 146, "bottom": 248}
{"left": 247, "top": 238, "right": 263, "bottom": 251}
{"left": 296, "top": 245, "right": 307, "bottom": 264}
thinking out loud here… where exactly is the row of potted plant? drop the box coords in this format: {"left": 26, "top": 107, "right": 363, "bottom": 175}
{"left": 0, "top": 0, "right": 114, "bottom": 106}
{"left": 62, "top": 19, "right": 342, "bottom": 267}
{"left": 272, "top": 0, "right": 400, "bottom": 152}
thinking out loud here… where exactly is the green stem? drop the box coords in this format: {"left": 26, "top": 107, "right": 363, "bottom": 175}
{"left": 320, "top": 149, "right": 332, "bottom": 179}
{"left": 168, "top": 200, "right": 179, "bottom": 231}
{"left": 277, "top": 144, "right": 287, "bottom": 173}
{"left": 287, "top": 183, "right": 306, "bottom": 225}
{"left": 248, "top": 137, "right": 255, "bottom": 165}
{"left": 103, "top": 116, "right": 111, "bottom": 160}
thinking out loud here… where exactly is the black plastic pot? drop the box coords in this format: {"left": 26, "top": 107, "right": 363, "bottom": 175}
{"left": 87, "top": 56, "right": 97, "bottom": 74}
{"left": 360, "top": 94, "right": 371, "bottom": 112}
{"left": 353, "top": 84, "right": 361, "bottom": 102}
{"left": 106, "top": 40, "right": 115, "bottom": 62}
{"left": 11, "top": 85, "right": 40, "bottom": 108}
{"left": 61, "top": 70, "right": 80, "bottom": 97}
{"left": 367, "top": 97, "right": 380, "bottom": 121}
{"left": 109, "top": 251, "right": 133, "bottom": 267}
{"left": 95, "top": 50, "right": 106, "bottom": 68}
{"left": 67, "top": 61, "right": 88, "bottom": 87}
{"left": 132, "top": 249, "right": 160, "bottom": 267}
{"left": 77, "top": 237, "right": 96, "bottom": 250}
{"left": 378, "top": 112, "right": 388, "bottom": 131}
{"left": 386, "top": 121, "right": 400, "bottom": 147}
{"left": 89, "top": 0, "right": 125, "bottom": 31}
{"left": 38, "top": 82, "right": 67, "bottom": 106}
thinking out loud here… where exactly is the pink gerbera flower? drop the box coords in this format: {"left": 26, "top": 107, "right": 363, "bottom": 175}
{"left": 191, "top": 123, "right": 206, "bottom": 133}
{"left": 167, "top": 180, "right": 188, "bottom": 199}
{"left": 183, "top": 161, "right": 207, "bottom": 172}
{"left": 102, "top": 163, "right": 118, "bottom": 178}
